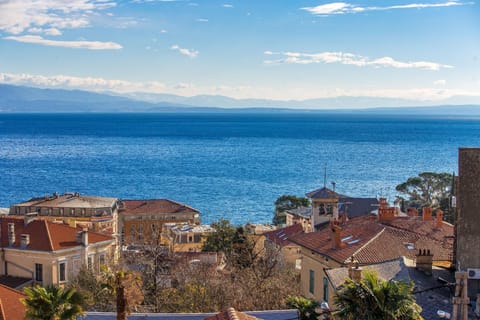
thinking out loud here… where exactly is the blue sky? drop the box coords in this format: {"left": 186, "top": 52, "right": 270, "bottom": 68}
{"left": 0, "top": 0, "right": 479, "bottom": 105}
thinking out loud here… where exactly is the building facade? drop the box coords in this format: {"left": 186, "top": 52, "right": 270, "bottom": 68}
{"left": 119, "top": 199, "right": 200, "bottom": 245}
{"left": 0, "top": 216, "right": 115, "bottom": 286}
{"left": 457, "top": 147, "right": 480, "bottom": 297}
{"left": 9, "top": 192, "right": 119, "bottom": 235}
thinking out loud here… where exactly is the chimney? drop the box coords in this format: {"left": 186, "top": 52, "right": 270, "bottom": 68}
{"left": 7, "top": 223, "right": 15, "bottom": 246}
{"left": 422, "top": 207, "right": 433, "bottom": 221}
{"left": 331, "top": 221, "right": 343, "bottom": 249}
{"left": 379, "top": 198, "right": 388, "bottom": 208}
{"left": 347, "top": 257, "right": 362, "bottom": 282}
{"left": 20, "top": 234, "right": 30, "bottom": 248}
{"left": 76, "top": 228, "right": 88, "bottom": 246}
{"left": 415, "top": 249, "right": 433, "bottom": 276}
{"left": 435, "top": 209, "right": 444, "bottom": 229}
{"left": 378, "top": 207, "right": 395, "bottom": 223}
{"left": 407, "top": 207, "right": 418, "bottom": 217}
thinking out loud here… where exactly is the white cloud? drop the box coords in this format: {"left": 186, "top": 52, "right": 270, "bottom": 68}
{"left": 264, "top": 51, "right": 453, "bottom": 71}
{"left": 434, "top": 79, "right": 447, "bottom": 85}
{"left": 4, "top": 35, "right": 122, "bottom": 50}
{"left": 302, "top": 1, "right": 471, "bottom": 16}
{"left": 170, "top": 44, "right": 199, "bottom": 58}
{"left": 160, "top": 29, "right": 168, "bottom": 33}
{"left": 0, "top": 0, "right": 116, "bottom": 35}
{"left": 196, "top": 18, "right": 209, "bottom": 22}
{"left": 1, "top": 72, "right": 479, "bottom": 102}
{"left": 222, "top": 4, "right": 234, "bottom": 8}
{"left": 0, "top": 72, "right": 166, "bottom": 93}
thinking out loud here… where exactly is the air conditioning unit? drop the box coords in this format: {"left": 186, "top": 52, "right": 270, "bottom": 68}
{"left": 467, "top": 268, "right": 480, "bottom": 279}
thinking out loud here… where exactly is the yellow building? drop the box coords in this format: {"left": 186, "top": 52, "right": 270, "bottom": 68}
{"left": 290, "top": 205, "right": 454, "bottom": 303}
{"left": 162, "top": 223, "right": 215, "bottom": 252}
{"left": 119, "top": 199, "right": 200, "bottom": 245}
{"left": 0, "top": 216, "right": 115, "bottom": 286}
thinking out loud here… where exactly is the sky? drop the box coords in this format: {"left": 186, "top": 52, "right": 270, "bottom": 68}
{"left": 0, "top": 0, "right": 479, "bottom": 105}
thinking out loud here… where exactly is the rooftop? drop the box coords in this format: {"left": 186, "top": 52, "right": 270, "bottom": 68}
{"left": 81, "top": 309, "right": 298, "bottom": 320}
{"left": 325, "top": 257, "right": 411, "bottom": 289}
{"left": 119, "top": 199, "right": 199, "bottom": 215}
{"left": 166, "top": 223, "right": 215, "bottom": 234}
{"left": 291, "top": 214, "right": 453, "bottom": 265}
{"left": 0, "top": 283, "right": 26, "bottom": 320}
{"left": 306, "top": 187, "right": 346, "bottom": 199}
{"left": 263, "top": 224, "right": 303, "bottom": 248}
{"left": 0, "top": 217, "right": 114, "bottom": 251}
{"left": 11, "top": 193, "right": 117, "bottom": 209}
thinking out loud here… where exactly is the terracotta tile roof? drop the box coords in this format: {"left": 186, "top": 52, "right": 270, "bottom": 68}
{"left": 204, "top": 308, "right": 260, "bottom": 320}
{"left": 0, "top": 283, "right": 26, "bottom": 320}
{"left": 290, "top": 214, "right": 453, "bottom": 265}
{"left": 0, "top": 217, "right": 114, "bottom": 252}
{"left": 306, "top": 187, "right": 346, "bottom": 199}
{"left": 263, "top": 223, "right": 303, "bottom": 248}
{"left": 120, "top": 199, "right": 199, "bottom": 215}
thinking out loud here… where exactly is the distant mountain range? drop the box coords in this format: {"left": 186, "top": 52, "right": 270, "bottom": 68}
{"left": 1, "top": 83, "right": 480, "bottom": 115}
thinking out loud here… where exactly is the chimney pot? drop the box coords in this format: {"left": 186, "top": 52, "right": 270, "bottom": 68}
{"left": 7, "top": 223, "right": 15, "bottom": 246}
{"left": 422, "top": 207, "right": 433, "bottom": 221}
{"left": 435, "top": 210, "right": 444, "bottom": 229}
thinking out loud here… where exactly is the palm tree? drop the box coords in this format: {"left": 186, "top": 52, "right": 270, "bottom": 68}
{"left": 334, "top": 271, "right": 423, "bottom": 320}
{"left": 23, "top": 285, "right": 84, "bottom": 320}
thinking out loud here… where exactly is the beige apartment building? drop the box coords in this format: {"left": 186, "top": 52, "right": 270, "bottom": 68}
{"left": 9, "top": 192, "right": 119, "bottom": 235}
{"left": 0, "top": 216, "right": 115, "bottom": 286}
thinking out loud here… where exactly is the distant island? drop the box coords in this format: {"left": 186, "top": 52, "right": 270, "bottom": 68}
{"left": 1, "top": 83, "right": 480, "bottom": 115}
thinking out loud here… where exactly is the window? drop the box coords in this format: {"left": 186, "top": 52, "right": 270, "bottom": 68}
{"left": 323, "top": 277, "right": 329, "bottom": 302}
{"left": 309, "top": 270, "right": 315, "bottom": 294}
{"left": 35, "top": 263, "right": 43, "bottom": 282}
{"left": 58, "top": 262, "right": 66, "bottom": 282}
{"left": 99, "top": 254, "right": 106, "bottom": 269}
{"left": 87, "top": 256, "right": 93, "bottom": 270}
{"left": 138, "top": 224, "right": 144, "bottom": 241}
{"left": 73, "top": 259, "right": 81, "bottom": 276}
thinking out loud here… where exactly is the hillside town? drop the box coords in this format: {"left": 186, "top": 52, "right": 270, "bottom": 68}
{"left": 0, "top": 148, "right": 479, "bottom": 320}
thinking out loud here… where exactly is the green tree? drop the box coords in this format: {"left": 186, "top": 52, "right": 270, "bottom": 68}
{"left": 202, "top": 219, "right": 237, "bottom": 253}
{"left": 396, "top": 172, "right": 453, "bottom": 211}
{"left": 23, "top": 285, "right": 84, "bottom": 320}
{"left": 286, "top": 295, "right": 320, "bottom": 320}
{"left": 273, "top": 195, "right": 311, "bottom": 225}
{"left": 334, "top": 271, "right": 423, "bottom": 320}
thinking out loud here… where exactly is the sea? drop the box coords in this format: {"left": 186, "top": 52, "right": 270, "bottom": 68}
{"left": 0, "top": 112, "right": 479, "bottom": 225}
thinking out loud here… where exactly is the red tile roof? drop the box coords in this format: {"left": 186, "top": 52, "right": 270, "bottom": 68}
{"left": 120, "top": 199, "right": 199, "bottom": 215}
{"left": 291, "top": 214, "right": 453, "bottom": 265}
{"left": 263, "top": 223, "right": 304, "bottom": 248}
{"left": 0, "top": 217, "right": 114, "bottom": 252}
{"left": 0, "top": 283, "right": 26, "bottom": 320}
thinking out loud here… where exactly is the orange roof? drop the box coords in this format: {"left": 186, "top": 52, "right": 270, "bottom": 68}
{"left": 120, "top": 199, "right": 199, "bottom": 215}
{"left": 0, "top": 284, "right": 26, "bottom": 320}
{"left": 0, "top": 217, "right": 114, "bottom": 252}
{"left": 205, "top": 308, "right": 260, "bottom": 320}
{"left": 291, "top": 214, "right": 453, "bottom": 265}
{"left": 263, "top": 223, "right": 303, "bottom": 248}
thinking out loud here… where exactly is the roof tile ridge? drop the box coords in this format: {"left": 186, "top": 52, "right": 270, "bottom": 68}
{"left": 0, "top": 283, "right": 25, "bottom": 296}
{"left": 43, "top": 220, "right": 54, "bottom": 251}
{"left": 346, "top": 227, "right": 387, "bottom": 264}
{"left": 0, "top": 298, "right": 5, "bottom": 320}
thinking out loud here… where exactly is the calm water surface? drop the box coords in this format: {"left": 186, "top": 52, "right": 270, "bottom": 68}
{"left": 0, "top": 113, "right": 478, "bottom": 224}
